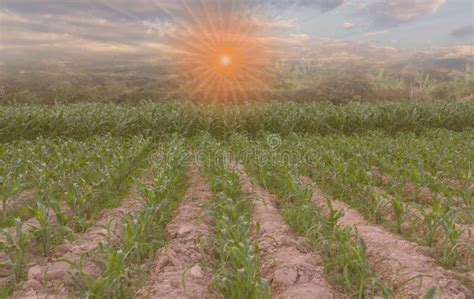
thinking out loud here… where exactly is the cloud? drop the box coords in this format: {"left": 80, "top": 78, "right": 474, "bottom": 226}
{"left": 343, "top": 22, "right": 355, "bottom": 29}
{"left": 364, "top": 0, "right": 446, "bottom": 27}
{"left": 362, "top": 29, "right": 389, "bottom": 36}
{"left": 294, "top": 0, "right": 345, "bottom": 11}
{"left": 450, "top": 25, "right": 474, "bottom": 38}
{"left": 422, "top": 45, "right": 474, "bottom": 60}
{"left": 277, "top": 34, "right": 399, "bottom": 65}
{"left": 0, "top": 0, "right": 169, "bottom": 21}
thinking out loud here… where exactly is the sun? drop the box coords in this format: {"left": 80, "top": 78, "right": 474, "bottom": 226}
{"left": 220, "top": 55, "right": 232, "bottom": 67}
{"left": 160, "top": 0, "right": 278, "bottom": 103}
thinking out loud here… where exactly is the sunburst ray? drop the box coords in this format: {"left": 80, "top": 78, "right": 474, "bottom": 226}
{"left": 159, "top": 0, "right": 280, "bottom": 102}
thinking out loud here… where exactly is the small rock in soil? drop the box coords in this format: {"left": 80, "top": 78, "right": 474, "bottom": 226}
{"left": 52, "top": 244, "right": 73, "bottom": 257}
{"left": 189, "top": 265, "right": 203, "bottom": 279}
{"left": 47, "top": 261, "right": 69, "bottom": 280}
{"left": 28, "top": 265, "right": 43, "bottom": 280}
{"left": 21, "top": 279, "right": 42, "bottom": 291}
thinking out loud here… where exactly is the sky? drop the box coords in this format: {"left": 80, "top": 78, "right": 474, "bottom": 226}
{"left": 0, "top": 0, "right": 473, "bottom": 69}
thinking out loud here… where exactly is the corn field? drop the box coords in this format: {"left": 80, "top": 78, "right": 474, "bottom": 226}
{"left": 0, "top": 101, "right": 473, "bottom": 298}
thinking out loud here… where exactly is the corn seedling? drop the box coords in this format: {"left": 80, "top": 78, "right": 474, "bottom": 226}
{"left": 67, "top": 242, "right": 138, "bottom": 299}
{"left": 31, "top": 202, "right": 56, "bottom": 256}
{"left": 0, "top": 218, "right": 31, "bottom": 282}
{"left": 0, "top": 173, "right": 22, "bottom": 224}
{"left": 121, "top": 205, "right": 164, "bottom": 264}
{"left": 390, "top": 197, "right": 406, "bottom": 234}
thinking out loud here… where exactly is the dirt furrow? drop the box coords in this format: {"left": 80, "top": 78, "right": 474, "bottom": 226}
{"left": 12, "top": 180, "right": 148, "bottom": 298}
{"left": 136, "top": 163, "right": 216, "bottom": 299}
{"left": 306, "top": 178, "right": 472, "bottom": 298}
{"left": 237, "top": 166, "right": 342, "bottom": 299}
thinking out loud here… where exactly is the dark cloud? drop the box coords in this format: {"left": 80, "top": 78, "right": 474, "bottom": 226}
{"left": 0, "top": 0, "right": 169, "bottom": 21}
{"left": 450, "top": 25, "right": 474, "bottom": 38}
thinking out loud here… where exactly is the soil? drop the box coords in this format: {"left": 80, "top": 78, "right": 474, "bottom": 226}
{"left": 306, "top": 177, "right": 472, "bottom": 298}
{"left": 237, "top": 166, "right": 342, "bottom": 299}
{"left": 136, "top": 163, "right": 217, "bottom": 299}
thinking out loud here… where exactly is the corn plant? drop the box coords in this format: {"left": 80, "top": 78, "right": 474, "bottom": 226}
{"left": 0, "top": 218, "right": 31, "bottom": 282}
{"left": 418, "top": 198, "right": 449, "bottom": 247}
{"left": 63, "top": 179, "right": 94, "bottom": 220}
{"left": 0, "top": 172, "right": 23, "bottom": 224}
{"left": 30, "top": 201, "right": 73, "bottom": 257}
{"left": 31, "top": 202, "right": 56, "bottom": 256}
{"left": 371, "top": 190, "right": 390, "bottom": 225}
{"left": 390, "top": 197, "right": 406, "bottom": 234}
{"left": 52, "top": 197, "right": 72, "bottom": 229}
{"left": 439, "top": 209, "right": 471, "bottom": 269}
{"left": 121, "top": 205, "right": 164, "bottom": 264}
{"left": 67, "top": 242, "right": 138, "bottom": 299}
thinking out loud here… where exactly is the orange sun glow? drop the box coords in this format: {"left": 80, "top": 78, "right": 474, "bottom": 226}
{"left": 160, "top": 0, "right": 277, "bottom": 103}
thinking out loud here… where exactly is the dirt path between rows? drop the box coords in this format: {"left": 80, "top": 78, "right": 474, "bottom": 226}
{"left": 303, "top": 177, "right": 472, "bottom": 298}
{"left": 12, "top": 175, "right": 150, "bottom": 298}
{"left": 237, "top": 166, "right": 342, "bottom": 299}
{"left": 136, "top": 163, "right": 217, "bottom": 299}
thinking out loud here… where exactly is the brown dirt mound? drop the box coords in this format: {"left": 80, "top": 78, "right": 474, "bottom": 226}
{"left": 237, "top": 166, "right": 342, "bottom": 299}
{"left": 136, "top": 163, "right": 217, "bottom": 299}
{"left": 306, "top": 177, "right": 472, "bottom": 298}
{"left": 0, "top": 189, "right": 35, "bottom": 215}
{"left": 12, "top": 178, "right": 148, "bottom": 298}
